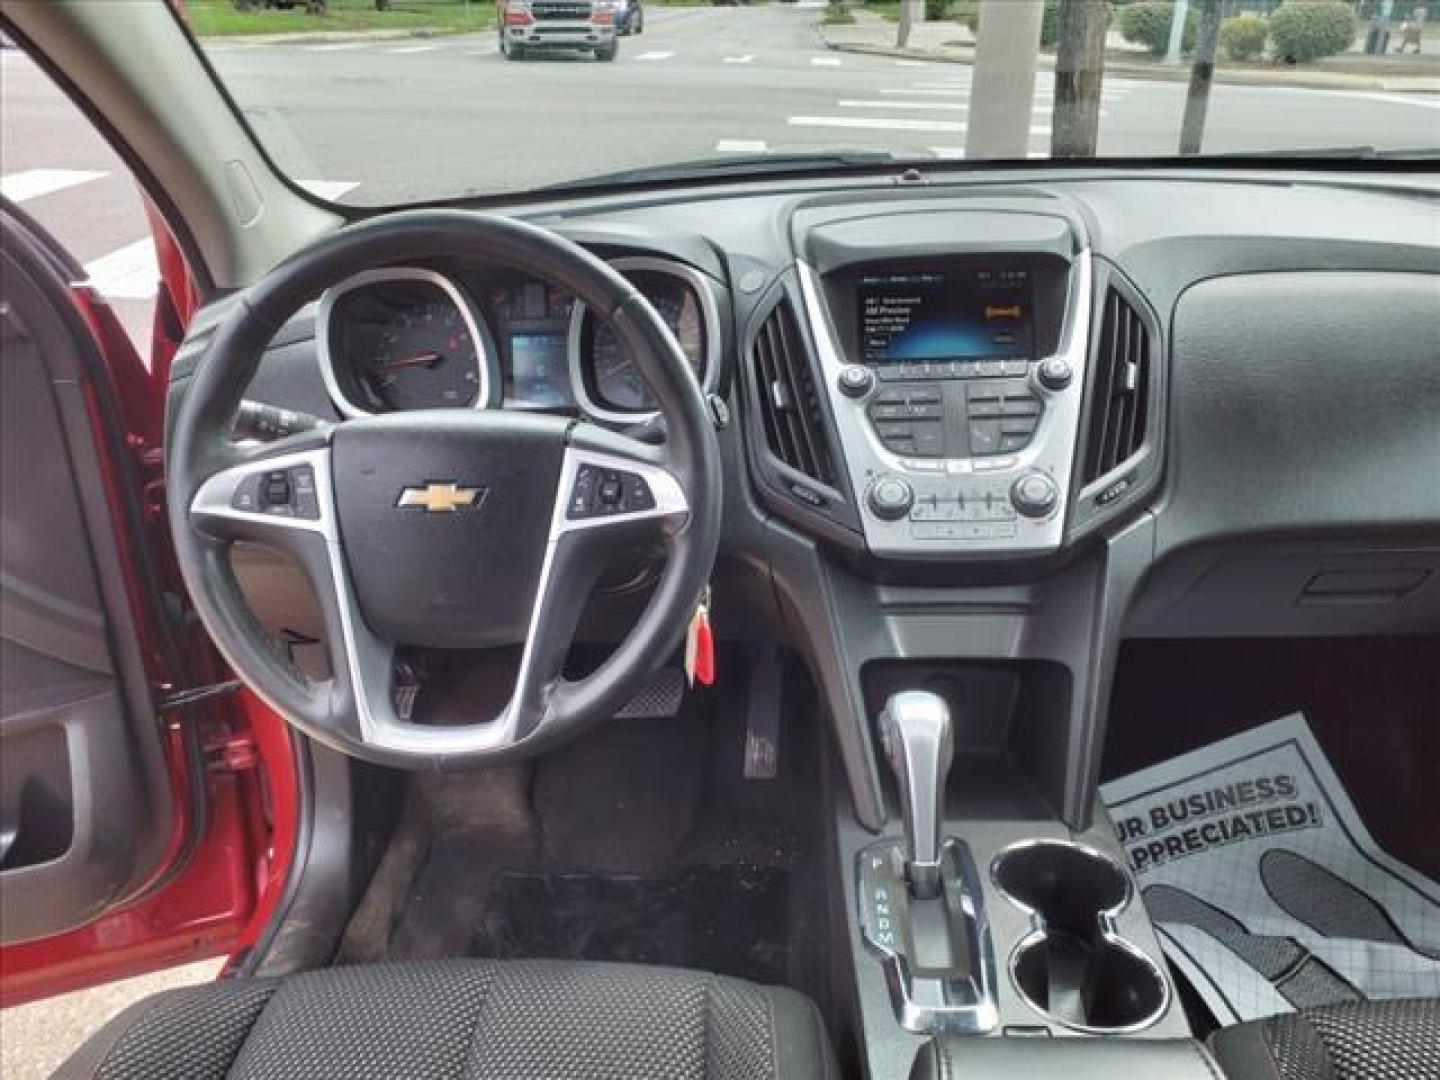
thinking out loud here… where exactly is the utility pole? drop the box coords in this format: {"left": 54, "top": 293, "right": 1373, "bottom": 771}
{"left": 897, "top": 0, "right": 923, "bottom": 49}
{"left": 1164, "top": 0, "right": 1190, "bottom": 64}
{"left": 1179, "top": 0, "right": 1222, "bottom": 154}
{"left": 1052, "top": 0, "right": 1110, "bottom": 158}
{"left": 966, "top": 0, "right": 1045, "bottom": 160}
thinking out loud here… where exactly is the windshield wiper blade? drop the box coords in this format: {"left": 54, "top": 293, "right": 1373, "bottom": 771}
{"left": 536, "top": 151, "right": 899, "bottom": 193}
{"left": 1205, "top": 145, "right": 1436, "bottom": 160}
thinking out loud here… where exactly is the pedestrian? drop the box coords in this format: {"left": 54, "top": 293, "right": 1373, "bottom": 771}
{"left": 1397, "top": 2, "right": 1428, "bottom": 53}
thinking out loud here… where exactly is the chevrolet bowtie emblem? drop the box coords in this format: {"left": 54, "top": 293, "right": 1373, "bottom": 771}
{"left": 396, "top": 483, "right": 485, "bottom": 513}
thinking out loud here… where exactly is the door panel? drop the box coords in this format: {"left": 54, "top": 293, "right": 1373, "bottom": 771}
{"left": 0, "top": 205, "right": 177, "bottom": 944}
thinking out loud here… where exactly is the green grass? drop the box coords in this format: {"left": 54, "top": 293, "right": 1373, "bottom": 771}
{"left": 861, "top": 0, "right": 900, "bottom": 22}
{"left": 188, "top": 0, "right": 496, "bottom": 39}
{"left": 821, "top": 5, "right": 856, "bottom": 24}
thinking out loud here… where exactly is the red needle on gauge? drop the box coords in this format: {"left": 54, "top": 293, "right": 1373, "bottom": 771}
{"left": 382, "top": 351, "right": 442, "bottom": 371}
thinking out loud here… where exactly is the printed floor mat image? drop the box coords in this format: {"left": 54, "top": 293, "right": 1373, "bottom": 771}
{"left": 1101, "top": 714, "right": 1440, "bottom": 1025}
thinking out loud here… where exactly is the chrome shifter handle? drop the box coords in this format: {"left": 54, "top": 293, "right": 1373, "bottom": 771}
{"left": 879, "top": 690, "right": 954, "bottom": 899}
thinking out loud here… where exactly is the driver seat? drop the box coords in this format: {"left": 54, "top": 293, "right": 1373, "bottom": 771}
{"left": 56, "top": 959, "right": 836, "bottom": 1079}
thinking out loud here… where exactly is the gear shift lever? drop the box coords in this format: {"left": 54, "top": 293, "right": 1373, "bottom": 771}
{"left": 879, "top": 690, "right": 954, "bottom": 899}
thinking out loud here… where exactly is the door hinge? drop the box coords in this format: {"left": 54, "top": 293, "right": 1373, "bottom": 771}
{"left": 206, "top": 732, "right": 260, "bottom": 773}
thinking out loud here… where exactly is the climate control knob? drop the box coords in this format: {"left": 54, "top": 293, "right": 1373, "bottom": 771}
{"left": 838, "top": 365, "right": 875, "bottom": 398}
{"left": 1010, "top": 472, "right": 1059, "bottom": 519}
{"left": 868, "top": 476, "right": 915, "bottom": 521}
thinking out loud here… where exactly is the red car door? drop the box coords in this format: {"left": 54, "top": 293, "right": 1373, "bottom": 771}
{"left": 0, "top": 201, "right": 299, "bottom": 1007}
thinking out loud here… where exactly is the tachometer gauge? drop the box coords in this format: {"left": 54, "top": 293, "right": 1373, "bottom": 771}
{"left": 319, "top": 269, "right": 493, "bottom": 416}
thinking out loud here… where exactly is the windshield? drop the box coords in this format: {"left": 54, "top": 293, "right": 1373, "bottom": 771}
{"left": 189, "top": 0, "right": 1439, "bottom": 205}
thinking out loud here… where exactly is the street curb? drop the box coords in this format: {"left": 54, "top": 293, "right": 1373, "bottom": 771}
{"left": 819, "top": 32, "right": 1440, "bottom": 94}
{"left": 197, "top": 27, "right": 463, "bottom": 45}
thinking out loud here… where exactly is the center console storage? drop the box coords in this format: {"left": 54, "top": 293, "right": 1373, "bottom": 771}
{"left": 992, "top": 840, "right": 1169, "bottom": 1034}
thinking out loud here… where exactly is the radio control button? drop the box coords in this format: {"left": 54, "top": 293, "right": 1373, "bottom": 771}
{"left": 1011, "top": 472, "right": 1059, "bottom": 518}
{"left": 868, "top": 477, "right": 915, "bottom": 521}
{"left": 968, "top": 420, "right": 1002, "bottom": 455}
{"left": 1036, "top": 357, "right": 1073, "bottom": 391}
{"left": 838, "top": 365, "right": 875, "bottom": 398}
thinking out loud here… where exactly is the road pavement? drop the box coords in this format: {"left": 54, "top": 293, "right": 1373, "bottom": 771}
{"left": 199, "top": 3, "right": 1440, "bottom": 203}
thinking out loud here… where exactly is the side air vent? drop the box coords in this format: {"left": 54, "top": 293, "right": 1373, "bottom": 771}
{"left": 751, "top": 299, "right": 837, "bottom": 486}
{"left": 1083, "top": 288, "right": 1152, "bottom": 483}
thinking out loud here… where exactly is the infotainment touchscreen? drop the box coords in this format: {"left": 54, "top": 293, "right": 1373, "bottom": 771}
{"left": 859, "top": 267, "right": 1034, "bottom": 363}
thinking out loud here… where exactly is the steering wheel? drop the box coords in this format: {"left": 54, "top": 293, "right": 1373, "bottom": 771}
{"left": 167, "top": 211, "right": 722, "bottom": 768}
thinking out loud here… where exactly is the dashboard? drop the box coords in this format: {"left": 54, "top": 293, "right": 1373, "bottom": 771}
{"left": 316, "top": 256, "right": 721, "bottom": 423}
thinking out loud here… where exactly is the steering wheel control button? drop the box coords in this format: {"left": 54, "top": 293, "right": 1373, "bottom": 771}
{"left": 231, "top": 465, "right": 319, "bottom": 520}
{"left": 838, "top": 365, "right": 875, "bottom": 398}
{"left": 1035, "top": 357, "right": 1073, "bottom": 391}
{"left": 868, "top": 476, "right": 914, "bottom": 521}
{"left": 567, "top": 464, "right": 655, "bottom": 520}
{"left": 1011, "top": 472, "right": 1060, "bottom": 519}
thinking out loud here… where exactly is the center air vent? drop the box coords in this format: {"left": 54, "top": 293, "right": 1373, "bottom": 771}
{"left": 751, "top": 299, "right": 837, "bottom": 486}
{"left": 1082, "top": 287, "right": 1153, "bottom": 483}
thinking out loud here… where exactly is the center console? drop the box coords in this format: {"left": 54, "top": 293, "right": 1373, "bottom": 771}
{"left": 796, "top": 207, "right": 1090, "bottom": 558}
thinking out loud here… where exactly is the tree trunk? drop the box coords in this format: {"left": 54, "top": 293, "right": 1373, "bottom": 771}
{"left": 1051, "top": 0, "right": 1110, "bottom": 158}
{"left": 1180, "top": 0, "right": 1223, "bottom": 154}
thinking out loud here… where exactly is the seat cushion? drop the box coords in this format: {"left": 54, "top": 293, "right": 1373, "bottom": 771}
{"left": 56, "top": 959, "right": 836, "bottom": 1080}
{"left": 1208, "top": 997, "right": 1440, "bottom": 1080}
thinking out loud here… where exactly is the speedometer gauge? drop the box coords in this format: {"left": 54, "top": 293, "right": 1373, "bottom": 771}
{"left": 363, "top": 300, "right": 480, "bottom": 411}
{"left": 319, "top": 269, "right": 493, "bottom": 417}
{"left": 574, "top": 260, "right": 715, "bottom": 420}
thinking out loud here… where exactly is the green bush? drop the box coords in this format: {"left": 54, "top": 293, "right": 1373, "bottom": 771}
{"left": 1118, "top": 0, "right": 1197, "bottom": 56}
{"left": 1219, "top": 12, "right": 1267, "bottom": 61}
{"left": 1267, "top": 1, "right": 1356, "bottom": 63}
{"left": 961, "top": 0, "right": 1070, "bottom": 50}
{"left": 926, "top": 0, "right": 952, "bottom": 21}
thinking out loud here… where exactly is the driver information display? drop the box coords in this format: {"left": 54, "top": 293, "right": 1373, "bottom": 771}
{"left": 860, "top": 267, "right": 1034, "bottom": 363}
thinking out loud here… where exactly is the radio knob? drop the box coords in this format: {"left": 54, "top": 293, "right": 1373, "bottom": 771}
{"left": 868, "top": 476, "right": 914, "bottom": 521}
{"left": 1011, "top": 472, "right": 1059, "bottom": 519}
{"left": 838, "top": 365, "right": 875, "bottom": 398}
{"left": 1035, "top": 357, "right": 1073, "bottom": 391}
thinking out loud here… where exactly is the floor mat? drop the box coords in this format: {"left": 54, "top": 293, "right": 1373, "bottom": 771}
{"left": 473, "top": 866, "right": 791, "bottom": 985}
{"left": 1101, "top": 713, "right": 1440, "bottom": 1025}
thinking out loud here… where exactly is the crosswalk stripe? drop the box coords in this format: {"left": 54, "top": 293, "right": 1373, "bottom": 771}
{"left": 839, "top": 99, "right": 965, "bottom": 110}
{"left": 810, "top": 56, "right": 842, "bottom": 66}
{"left": 1, "top": 169, "right": 108, "bottom": 203}
{"left": 79, "top": 239, "right": 158, "bottom": 301}
{"left": 722, "top": 54, "right": 755, "bottom": 64}
{"left": 895, "top": 59, "right": 929, "bottom": 67}
{"left": 930, "top": 147, "right": 966, "bottom": 159}
{"left": 879, "top": 87, "right": 968, "bottom": 96}
{"left": 634, "top": 50, "right": 675, "bottom": 61}
{"left": 715, "top": 139, "right": 768, "bottom": 153}
{"left": 389, "top": 44, "right": 440, "bottom": 54}
{"left": 790, "top": 115, "right": 965, "bottom": 133}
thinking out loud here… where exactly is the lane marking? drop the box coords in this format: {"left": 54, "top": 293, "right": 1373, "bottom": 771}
{"left": 930, "top": 147, "right": 966, "bottom": 159}
{"left": 810, "top": 56, "right": 842, "bottom": 66}
{"left": 1, "top": 169, "right": 108, "bottom": 203}
{"left": 300, "top": 180, "right": 361, "bottom": 201}
{"left": 634, "top": 50, "right": 675, "bottom": 60}
{"left": 389, "top": 44, "right": 440, "bottom": 54}
{"left": 839, "top": 99, "right": 965, "bottom": 110}
{"left": 722, "top": 54, "right": 755, "bottom": 64}
{"left": 895, "top": 59, "right": 929, "bottom": 67}
{"left": 879, "top": 86, "right": 969, "bottom": 96}
{"left": 79, "top": 239, "right": 158, "bottom": 301}
{"left": 305, "top": 42, "right": 367, "bottom": 52}
{"left": 789, "top": 115, "right": 965, "bottom": 133}
{"left": 716, "top": 139, "right": 768, "bottom": 153}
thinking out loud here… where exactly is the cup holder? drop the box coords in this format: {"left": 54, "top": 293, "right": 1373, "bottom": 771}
{"left": 991, "top": 840, "right": 1169, "bottom": 1034}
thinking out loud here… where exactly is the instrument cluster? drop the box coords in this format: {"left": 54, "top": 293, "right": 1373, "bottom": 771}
{"left": 318, "top": 257, "right": 718, "bottom": 423}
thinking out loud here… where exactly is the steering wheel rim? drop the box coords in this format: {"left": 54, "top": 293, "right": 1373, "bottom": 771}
{"left": 168, "top": 210, "right": 722, "bottom": 768}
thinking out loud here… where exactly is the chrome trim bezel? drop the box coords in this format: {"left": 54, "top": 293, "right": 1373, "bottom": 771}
{"left": 316, "top": 267, "right": 495, "bottom": 419}
{"left": 567, "top": 256, "right": 722, "bottom": 424}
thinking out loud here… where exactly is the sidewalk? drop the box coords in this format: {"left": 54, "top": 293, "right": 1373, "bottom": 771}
{"left": 819, "top": 10, "right": 1440, "bottom": 93}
